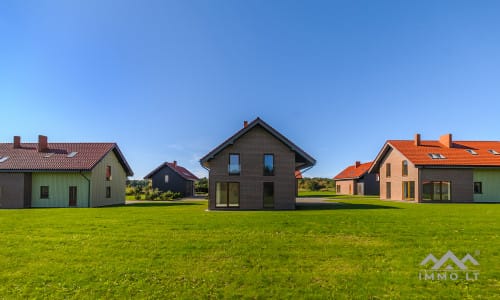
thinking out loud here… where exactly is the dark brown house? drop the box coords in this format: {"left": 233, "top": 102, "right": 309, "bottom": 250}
{"left": 144, "top": 161, "right": 199, "bottom": 197}
{"left": 200, "top": 118, "right": 316, "bottom": 210}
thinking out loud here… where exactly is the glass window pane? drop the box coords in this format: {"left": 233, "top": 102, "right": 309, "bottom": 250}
{"left": 263, "top": 182, "right": 274, "bottom": 208}
{"left": 402, "top": 161, "right": 408, "bottom": 176}
{"left": 228, "top": 183, "right": 239, "bottom": 207}
{"left": 229, "top": 154, "right": 240, "bottom": 175}
{"left": 422, "top": 182, "right": 432, "bottom": 201}
{"left": 386, "top": 182, "right": 391, "bottom": 199}
{"left": 442, "top": 182, "right": 450, "bottom": 200}
{"left": 216, "top": 182, "right": 228, "bottom": 207}
{"left": 264, "top": 154, "right": 274, "bottom": 176}
{"left": 409, "top": 181, "right": 415, "bottom": 199}
{"left": 433, "top": 182, "right": 441, "bottom": 200}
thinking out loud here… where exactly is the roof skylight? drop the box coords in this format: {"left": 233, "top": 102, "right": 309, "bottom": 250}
{"left": 488, "top": 149, "right": 500, "bottom": 155}
{"left": 44, "top": 153, "right": 55, "bottom": 158}
{"left": 466, "top": 149, "right": 478, "bottom": 155}
{"left": 67, "top": 151, "right": 78, "bottom": 158}
{"left": 428, "top": 153, "right": 446, "bottom": 159}
{"left": 0, "top": 156, "right": 10, "bottom": 163}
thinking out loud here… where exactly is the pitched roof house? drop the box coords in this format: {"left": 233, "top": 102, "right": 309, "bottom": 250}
{"left": 369, "top": 133, "right": 500, "bottom": 203}
{"left": 0, "top": 135, "right": 133, "bottom": 208}
{"left": 200, "top": 118, "right": 316, "bottom": 210}
{"left": 334, "top": 161, "right": 379, "bottom": 195}
{"left": 144, "top": 161, "right": 199, "bottom": 197}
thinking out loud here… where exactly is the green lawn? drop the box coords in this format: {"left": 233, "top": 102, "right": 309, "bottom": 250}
{"left": 0, "top": 196, "right": 498, "bottom": 299}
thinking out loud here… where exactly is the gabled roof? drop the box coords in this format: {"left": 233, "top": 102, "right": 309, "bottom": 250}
{"left": 144, "top": 161, "right": 199, "bottom": 181}
{"left": 369, "top": 138, "right": 500, "bottom": 173}
{"left": 334, "top": 161, "right": 373, "bottom": 180}
{"left": 200, "top": 118, "right": 316, "bottom": 170}
{"left": 0, "top": 142, "right": 134, "bottom": 176}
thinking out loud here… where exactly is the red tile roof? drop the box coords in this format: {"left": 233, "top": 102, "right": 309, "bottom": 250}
{"left": 295, "top": 170, "right": 303, "bottom": 179}
{"left": 334, "top": 161, "right": 373, "bottom": 180}
{"left": 0, "top": 142, "right": 133, "bottom": 176}
{"left": 144, "top": 162, "right": 199, "bottom": 181}
{"left": 388, "top": 140, "right": 500, "bottom": 166}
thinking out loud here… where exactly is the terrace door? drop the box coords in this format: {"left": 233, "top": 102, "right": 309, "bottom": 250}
{"left": 69, "top": 186, "right": 77, "bottom": 207}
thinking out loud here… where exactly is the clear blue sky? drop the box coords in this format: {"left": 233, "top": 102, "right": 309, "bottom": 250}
{"left": 1, "top": 1, "right": 500, "bottom": 179}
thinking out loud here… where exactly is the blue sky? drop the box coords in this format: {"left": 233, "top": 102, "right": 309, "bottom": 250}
{"left": 1, "top": 1, "right": 500, "bottom": 179}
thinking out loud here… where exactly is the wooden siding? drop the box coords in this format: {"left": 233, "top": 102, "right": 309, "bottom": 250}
{"left": 90, "top": 150, "right": 127, "bottom": 207}
{"left": 420, "top": 168, "right": 473, "bottom": 202}
{"left": 150, "top": 166, "right": 194, "bottom": 196}
{"left": 0, "top": 173, "right": 30, "bottom": 209}
{"left": 31, "top": 172, "right": 90, "bottom": 208}
{"left": 208, "top": 126, "right": 296, "bottom": 210}
{"left": 473, "top": 169, "right": 500, "bottom": 202}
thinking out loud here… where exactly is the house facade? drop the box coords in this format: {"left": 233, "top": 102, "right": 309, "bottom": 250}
{"left": 334, "top": 161, "right": 379, "bottom": 195}
{"left": 0, "top": 135, "right": 133, "bottom": 208}
{"left": 144, "top": 161, "right": 199, "bottom": 197}
{"left": 369, "top": 133, "right": 500, "bottom": 203}
{"left": 200, "top": 118, "right": 316, "bottom": 210}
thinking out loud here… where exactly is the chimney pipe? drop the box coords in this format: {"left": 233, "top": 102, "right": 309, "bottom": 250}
{"left": 38, "top": 135, "right": 48, "bottom": 152}
{"left": 439, "top": 133, "right": 452, "bottom": 148}
{"left": 13, "top": 136, "right": 21, "bottom": 148}
{"left": 355, "top": 161, "right": 361, "bottom": 168}
{"left": 173, "top": 160, "right": 177, "bottom": 168}
{"left": 243, "top": 120, "right": 248, "bottom": 128}
{"left": 414, "top": 134, "right": 421, "bottom": 146}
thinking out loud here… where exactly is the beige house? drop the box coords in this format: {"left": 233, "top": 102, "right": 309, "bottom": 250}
{"left": 369, "top": 133, "right": 500, "bottom": 203}
{"left": 200, "top": 118, "right": 316, "bottom": 210}
{"left": 334, "top": 161, "right": 379, "bottom": 195}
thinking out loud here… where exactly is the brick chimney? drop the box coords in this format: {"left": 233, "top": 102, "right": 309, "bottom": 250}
{"left": 243, "top": 120, "right": 248, "bottom": 128}
{"left": 38, "top": 135, "right": 48, "bottom": 152}
{"left": 173, "top": 160, "right": 177, "bottom": 168}
{"left": 355, "top": 161, "right": 361, "bottom": 168}
{"left": 414, "top": 133, "right": 421, "bottom": 146}
{"left": 439, "top": 133, "right": 452, "bottom": 148}
{"left": 13, "top": 136, "right": 21, "bottom": 148}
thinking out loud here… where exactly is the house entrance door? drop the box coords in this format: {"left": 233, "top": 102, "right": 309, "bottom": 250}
{"left": 357, "top": 183, "right": 364, "bottom": 195}
{"left": 69, "top": 186, "right": 77, "bottom": 207}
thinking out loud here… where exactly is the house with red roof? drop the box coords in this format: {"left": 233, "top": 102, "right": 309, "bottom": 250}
{"left": 200, "top": 118, "right": 316, "bottom": 210}
{"left": 144, "top": 161, "right": 199, "bottom": 197}
{"left": 334, "top": 161, "right": 379, "bottom": 195}
{"left": 0, "top": 135, "right": 133, "bottom": 208}
{"left": 369, "top": 133, "right": 500, "bottom": 203}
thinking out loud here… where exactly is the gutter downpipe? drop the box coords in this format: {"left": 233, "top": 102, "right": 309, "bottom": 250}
{"left": 79, "top": 171, "right": 91, "bottom": 208}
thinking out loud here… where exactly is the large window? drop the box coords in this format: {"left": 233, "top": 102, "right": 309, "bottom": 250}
{"left": 386, "top": 163, "right": 391, "bottom": 178}
{"left": 402, "top": 160, "right": 408, "bottom": 176}
{"left": 228, "top": 154, "right": 240, "bottom": 175}
{"left": 336, "top": 185, "right": 341, "bottom": 193}
{"left": 402, "top": 181, "right": 415, "bottom": 200}
{"left": 422, "top": 181, "right": 451, "bottom": 201}
{"left": 263, "top": 154, "right": 274, "bottom": 176}
{"left": 386, "top": 182, "right": 391, "bottom": 199}
{"left": 473, "top": 182, "right": 482, "bottom": 194}
{"left": 216, "top": 182, "right": 240, "bottom": 207}
{"left": 40, "top": 186, "right": 49, "bottom": 199}
{"left": 263, "top": 182, "right": 274, "bottom": 208}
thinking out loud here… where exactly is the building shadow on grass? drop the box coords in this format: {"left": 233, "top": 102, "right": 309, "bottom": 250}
{"left": 120, "top": 202, "right": 203, "bottom": 208}
{"left": 296, "top": 202, "right": 400, "bottom": 210}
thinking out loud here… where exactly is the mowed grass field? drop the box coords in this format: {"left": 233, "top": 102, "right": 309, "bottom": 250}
{"left": 0, "top": 194, "right": 498, "bottom": 299}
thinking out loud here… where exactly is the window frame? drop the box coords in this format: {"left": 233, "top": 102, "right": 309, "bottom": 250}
{"left": 402, "top": 160, "right": 408, "bottom": 177}
{"left": 106, "top": 165, "right": 112, "bottom": 181}
{"left": 473, "top": 182, "right": 482, "bottom": 194}
{"left": 40, "top": 186, "right": 49, "bottom": 199}
{"left": 215, "top": 182, "right": 240, "bottom": 208}
{"left": 422, "top": 181, "right": 451, "bottom": 201}
{"left": 228, "top": 153, "right": 240, "bottom": 176}
{"left": 263, "top": 154, "right": 275, "bottom": 176}
{"left": 402, "top": 181, "right": 415, "bottom": 200}
{"left": 106, "top": 186, "right": 111, "bottom": 198}
{"left": 386, "top": 182, "right": 391, "bottom": 199}
{"left": 386, "top": 163, "right": 391, "bottom": 178}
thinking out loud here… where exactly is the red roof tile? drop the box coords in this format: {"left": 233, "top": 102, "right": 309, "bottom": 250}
{"left": 334, "top": 161, "right": 373, "bottom": 180}
{"left": 388, "top": 140, "right": 500, "bottom": 166}
{"left": 0, "top": 142, "right": 133, "bottom": 175}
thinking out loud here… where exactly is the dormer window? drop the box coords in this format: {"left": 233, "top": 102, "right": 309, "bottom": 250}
{"left": 429, "top": 153, "right": 446, "bottom": 159}
{"left": 488, "top": 149, "right": 500, "bottom": 155}
{"left": 465, "top": 149, "right": 478, "bottom": 155}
